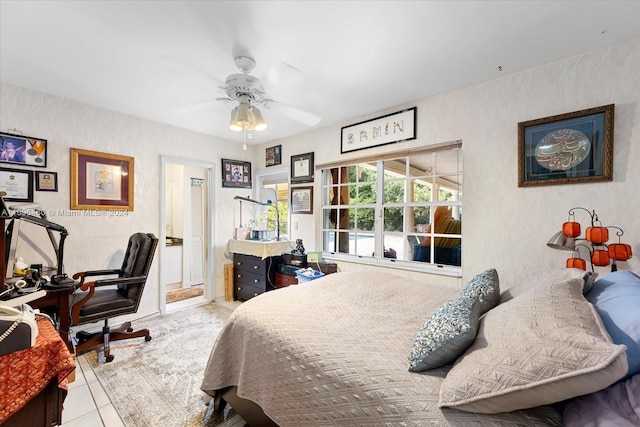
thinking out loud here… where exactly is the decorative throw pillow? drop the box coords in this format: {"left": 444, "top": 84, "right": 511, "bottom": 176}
{"left": 408, "top": 295, "right": 480, "bottom": 372}
{"left": 586, "top": 270, "right": 640, "bottom": 378}
{"left": 460, "top": 268, "right": 500, "bottom": 314}
{"left": 438, "top": 277, "right": 628, "bottom": 413}
{"left": 499, "top": 268, "right": 597, "bottom": 303}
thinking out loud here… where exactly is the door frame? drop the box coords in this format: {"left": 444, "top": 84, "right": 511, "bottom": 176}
{"left": 159, "top": 155, "right": 216, "bottom": 314}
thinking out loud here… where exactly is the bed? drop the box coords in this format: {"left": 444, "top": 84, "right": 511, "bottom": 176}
{"left": 201, "top": 268, "right": 640, "bottom": 426}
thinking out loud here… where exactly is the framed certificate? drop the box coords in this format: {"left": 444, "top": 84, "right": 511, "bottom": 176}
{"left": 291, "top": 186, "right": 313, "bottom": 214}
{"left": 0, "top": 167, "right": 34, "bottom": 202}
{"left": 291, "top": 152, "right": 314, "bottom": 183}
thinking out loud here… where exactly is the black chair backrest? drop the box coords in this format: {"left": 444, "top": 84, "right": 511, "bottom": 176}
{"left": 117, "top": 233, "right": 158, "bottom": 300}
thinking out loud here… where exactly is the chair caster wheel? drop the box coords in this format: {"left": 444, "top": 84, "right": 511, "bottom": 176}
{"left": 126, "top": 327, "right": 133, "bottom": 332}
{"left": 145, "top": 336, "right": 152, "bottom": 342}
{"left": 106, "top": 354, "right": 114, "bottom": 363}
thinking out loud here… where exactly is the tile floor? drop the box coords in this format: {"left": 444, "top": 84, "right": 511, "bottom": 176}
{"left": 60, "top": 353, "right": 125, "bottom": 427}
{"left": 60, "top": 297, "right": 242, "bottom": 427}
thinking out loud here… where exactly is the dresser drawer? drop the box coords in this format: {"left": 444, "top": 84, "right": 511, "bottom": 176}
{"left": 235, "top": 282, "right": 263, "bottom": 301}
{"left": 235, "top": 269, "right": 267, "bottom": 290}
{"left": 234, "top": 253, "right": 267, "bottom": 274}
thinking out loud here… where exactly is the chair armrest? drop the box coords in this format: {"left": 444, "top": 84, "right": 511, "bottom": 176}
{"left": 73, "top": 269, "right": 121, "bottom": 287}
{"left": 91, "top": 276, "right": 147, "bottom": 288}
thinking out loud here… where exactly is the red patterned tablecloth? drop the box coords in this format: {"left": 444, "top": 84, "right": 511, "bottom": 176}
{"left": 0, "top": 316, "right": 76, "bottom": 423}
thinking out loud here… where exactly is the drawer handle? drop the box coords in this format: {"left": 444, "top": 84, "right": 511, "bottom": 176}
{"left": 236, "top": 261, "right": 242, "bottom": 266}
{"left": 254, "top": 292, "right": 258, "bottom": 296}
{"left": 254, "top": 279, "right": 259, "bottom": 283}
{"left": 236, "top": 274, "right": 242, "bottom": 278}
{"left": 237, "top": 286, "right": 242, "bottom": 291}
{"left": 253, "top": 265, "right": 259, "bottom": 270}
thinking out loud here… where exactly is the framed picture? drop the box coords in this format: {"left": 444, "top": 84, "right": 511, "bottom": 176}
{"left": 0, "top": 167, "right": 34, "bottom": 202}
{"left": 518, "top": 104, "right": 614, "bottom": 187}
{"left": 71, "top": 148, "right": 134, "bottom": 210}
{"left": 35, "top": 171, "right": 58, "bottom": 192}
{"left": 341, "top": 107, "right": 417, "bottom": 154}
{"left": 291, "top": 186, "right": 313, "bottom": 214}
{"left": 0, "top": 132, "right": 48, "bottom": 167}
{"left": 265, "top": 145, "right": 282, "bottom": 167}
{"left": 291, "top": 152, "right": 314, "bottom": 183}
{"left": 222, "top": 158, "right": 252, "bottom": 188}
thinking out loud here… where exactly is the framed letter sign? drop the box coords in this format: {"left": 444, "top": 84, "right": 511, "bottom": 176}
{"left": 71, "top": 148, "right": 134, "bottom": 210}
{"left": 341, "top": 107, "right": 416, "bottom": 154}
{"left": 518, "top": 104, "right": 614, "bottom": 187}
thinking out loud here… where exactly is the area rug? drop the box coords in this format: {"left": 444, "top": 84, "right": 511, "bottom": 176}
{"left": 166, "top": 285, "right": 205, "bottom": 304}
{"left": 85, "top": 302, "right": 239, "bottom": 426}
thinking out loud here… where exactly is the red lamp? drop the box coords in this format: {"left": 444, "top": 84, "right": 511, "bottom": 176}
{"left": 563, "top": 222, "right": 581, "bottom": 238}
{"left": 548, "top": 207, "right": 632, "bottom": 272}
{"left": 592, "top": 249, "right": 611, "bottom": 267}
{"left": 609, "top": 243, "right": 633, "bottom": 261}
{"left": 566, "top": 257, "right": 587, "bottom": 270}
{"left": 586, "top": 226, "right": 609, "bottom": 244}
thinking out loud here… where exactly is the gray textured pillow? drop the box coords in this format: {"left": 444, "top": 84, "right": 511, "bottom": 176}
{"left": 439, "top": 277, "right": 628, "bottom": 413}
{"left": 460, "top": 268, "right": 500, "bottom": 314}
{"left": 500, "top": 268, "right": 597, "bottom": 303}
{"left": 408, "top": 295, "right": 481, "bottom": 372}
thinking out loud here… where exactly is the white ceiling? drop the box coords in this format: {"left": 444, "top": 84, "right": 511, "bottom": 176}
{"left": 1, "top": 1, "right": 639, "bottom": 146}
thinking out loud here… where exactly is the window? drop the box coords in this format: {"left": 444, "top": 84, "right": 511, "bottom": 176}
{"left": 263, "top": 181, "right": 289, "bottom": 238}
{"left": 320, "top": 142, "right": 462, "bottom": 272}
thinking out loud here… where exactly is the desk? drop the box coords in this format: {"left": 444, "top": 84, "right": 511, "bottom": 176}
{"left": 0, "top": 316, "right": 76, "bottom": 426}
{"left": 30, "top": 285, "right": 76, "bottom": 349}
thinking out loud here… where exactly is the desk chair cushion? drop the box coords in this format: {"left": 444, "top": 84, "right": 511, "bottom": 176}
{"left": 74, "top": 289, "right": 134, "bottom": 317}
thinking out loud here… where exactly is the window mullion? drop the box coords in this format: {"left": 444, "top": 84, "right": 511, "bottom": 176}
{"left": 375, "top": 161, "right": 385, "bottom": 260}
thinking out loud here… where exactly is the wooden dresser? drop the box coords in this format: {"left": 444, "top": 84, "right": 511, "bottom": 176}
{"left": 233, "top": 253, "right": 283, "bottom": 301}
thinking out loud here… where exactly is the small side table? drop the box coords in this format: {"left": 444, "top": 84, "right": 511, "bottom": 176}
{"left": 0, "top": 316, "right": 76, "bottom": 426}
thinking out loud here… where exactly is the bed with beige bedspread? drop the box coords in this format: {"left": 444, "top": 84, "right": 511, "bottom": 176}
{"left": 201, "top": 268, "right": 633, "bottom": 425}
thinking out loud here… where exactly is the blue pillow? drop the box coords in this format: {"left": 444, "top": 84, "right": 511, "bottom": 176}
{"left": 586, "top": 270, "right": 640, "bottom": 378}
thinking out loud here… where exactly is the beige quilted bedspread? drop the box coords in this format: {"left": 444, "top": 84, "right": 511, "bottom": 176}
{"left": 201, "top": 270, "right": 562, "bottom": 426}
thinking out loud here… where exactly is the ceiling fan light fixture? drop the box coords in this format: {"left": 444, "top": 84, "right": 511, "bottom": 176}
{"left": 229, "top": 107, "right": 243, "bottom": 131}
{"left": 252, "top": 107, "right": 267, "bottom": 131}
{"left": 236, "top": 102, "right": 251, "bottom": 124}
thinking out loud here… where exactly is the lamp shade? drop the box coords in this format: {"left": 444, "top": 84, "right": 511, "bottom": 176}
{"left": 608, "top": 243, "right": 633, "bottom": 260}
{"left": 562, "top": 222, "right": 581, "bottom": 237}
{"left": 566, "top": 257, "right": 587, "bottom": 270}
{"left": 229, "top": 107, "right": 243, "bottom": 131}
{"left": 547, "top": 231, "right": 575, "bottom": 251}
{"left": 592, "top": 249, "right": 610, "bottom": 266}
{"left": 586, "top": 226, "right": 609, "bottom": 244}
{"left": 252, "top": 107, "right": 267, "bottom": 131}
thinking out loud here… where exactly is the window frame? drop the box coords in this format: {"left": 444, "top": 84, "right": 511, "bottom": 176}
{"left": 319, "top": 141, "right": 462, "bottom": 277}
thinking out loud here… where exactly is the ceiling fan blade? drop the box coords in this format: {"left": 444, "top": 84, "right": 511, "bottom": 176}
{"left": 157, "top": 54, "right": 225, "bottom": 88}
{"left": 171, "top": 98, "right": 222, "bottom": 114}
{"left": 263, "top": 100, "right": 321, "bottom": 127}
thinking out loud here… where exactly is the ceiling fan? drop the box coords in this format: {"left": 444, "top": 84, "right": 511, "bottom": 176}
{"left": 168, "top": 54, "right": 322, "bottom": 143}
{"left": 219, "top": 56, "right": 321, "bottom": 132}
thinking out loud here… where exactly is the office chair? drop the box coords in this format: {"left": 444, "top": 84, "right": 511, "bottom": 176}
{"left": 70, "top": 232, "right": 158, "bottom": 362}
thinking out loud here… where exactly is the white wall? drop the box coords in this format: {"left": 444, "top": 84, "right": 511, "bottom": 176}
{"left": 1, "top": 39, "right": 638, "bottom": 318}
{"left": 0, "top": 85, "right": 255, "bottom": 319}
{"left": 258, "top": 39, "right": 640, "bottom": 288}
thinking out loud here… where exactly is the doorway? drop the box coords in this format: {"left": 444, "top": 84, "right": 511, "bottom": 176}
{"left": 160, "top": 156, "right": 215, "bottom": 313}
